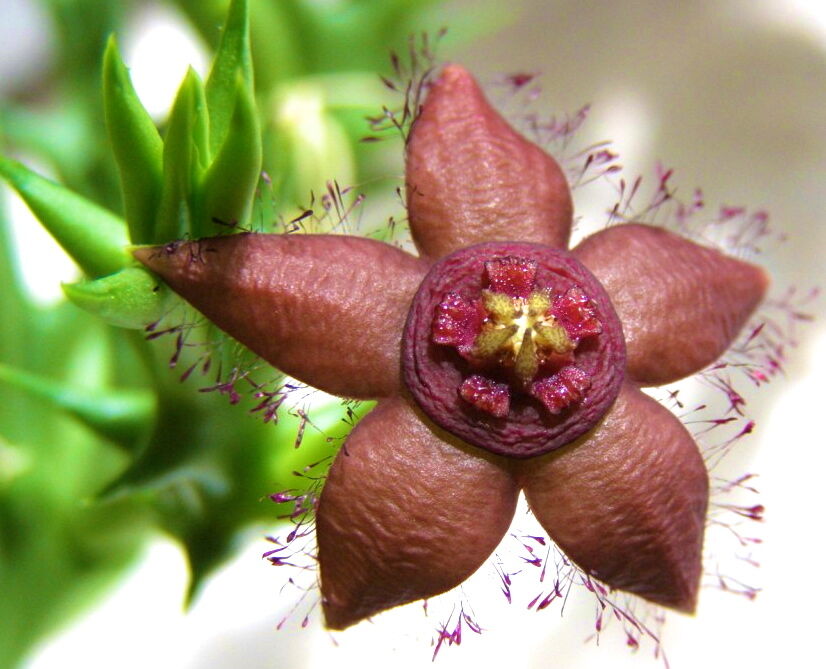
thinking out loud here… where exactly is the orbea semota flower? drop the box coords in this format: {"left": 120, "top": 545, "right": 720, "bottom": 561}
{"left": 136, "top": 64, "right": 768, "bottom": 630}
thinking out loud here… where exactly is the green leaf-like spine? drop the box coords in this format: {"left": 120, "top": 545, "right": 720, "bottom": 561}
{"left": 154, "top": 69, "right": 211, "bottom": 242}
{"left": 0, "top": 155, "right": 129, "bottom": 277}
{"left": 102, "top": 36, "right": 164, "bottom": 245}
{"left": 198, "top": 75, "right": 262, "bottom": 234}
{"left": 205, "top": 0, "right": 253, "bottom": 156}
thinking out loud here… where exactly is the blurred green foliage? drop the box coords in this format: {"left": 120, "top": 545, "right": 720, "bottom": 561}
{"left": 0, "top": 0, "right": 511, "bottom": 667}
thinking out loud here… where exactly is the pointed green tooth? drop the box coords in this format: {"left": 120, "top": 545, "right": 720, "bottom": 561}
{"left": 62, "top": 266, "right": 174, "bottom": 329}
{"left": 0, "top": 155, "right": 129, "bottom": 277}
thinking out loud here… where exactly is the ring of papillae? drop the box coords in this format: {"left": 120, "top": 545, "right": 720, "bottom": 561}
{"left": 402, "top": 242, "right": 626, "bottom": 458}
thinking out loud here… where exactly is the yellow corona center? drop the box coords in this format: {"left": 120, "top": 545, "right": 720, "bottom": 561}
{"left": 474, "top": 290, "right": 575, "bottom": 382}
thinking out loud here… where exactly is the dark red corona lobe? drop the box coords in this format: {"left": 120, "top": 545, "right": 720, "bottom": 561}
{"left": 531, "top": 366, "right": 592, "bottom": 414}
{"left": 460, "top": 375, "right": 510, "bottom": 418}
{"left": 485, "top": 256, "right": 537, "bottom": 297}
{"left": 431, "top": 292, "right": 484, "bottom": 354}
{"left": 553, "top": 287, "right": 603, "bottom": 340}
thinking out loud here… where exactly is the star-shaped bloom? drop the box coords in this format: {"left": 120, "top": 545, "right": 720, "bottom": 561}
{"left": 136, "top": 65, "right": 768, "bottom": 630}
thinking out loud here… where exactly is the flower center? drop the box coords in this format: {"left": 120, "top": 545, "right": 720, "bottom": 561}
{"left": 476, "top": 289, "right": 571, "bottom": 378}
{"left": 402, "top": 242, "right": 626, "bottom": 459}
{"left": 431, "top": 257, "right": 603, "bottom": 419}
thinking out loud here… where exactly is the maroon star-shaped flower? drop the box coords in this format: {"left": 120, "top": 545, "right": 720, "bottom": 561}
{"left": 136, "top": 65, "right": 768, "bottom": 630}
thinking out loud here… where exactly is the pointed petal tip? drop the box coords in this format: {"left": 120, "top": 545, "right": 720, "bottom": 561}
{"left": 637, "top": 558, "right": 701, "bottom": 613}
{"left": 675, "top": 585, "right": 700, "bottom": 615}
{"left": 754, "top": 261, "right": 771, "bottom": 296}
{"left": 729, "top": 249, "right": 771, "bottom": 303}
{"left": 133, "top": 234, "right": 426, "bottom": 398}
{"left": 435, "top": 62, "right": 477, "bottom": 89}
{"left": 321, "top": 557, "right": 699, "bottom": 628}
{"left": 130, "top": 244, "right": 156, "bottom": 265}
{"left": 320, "top": 596, "right": 363, "bottom": 632}
{"left": 131, "top": 242, "right": 182, "bottom": 273}
{"left": 132, "top": 241, "right": 206, "bottom": 286}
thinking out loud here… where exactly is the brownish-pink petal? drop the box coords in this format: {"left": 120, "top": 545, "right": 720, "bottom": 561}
{"left": 574, "top": 223, "right": 769, "bottom": 385}
{"left": 405, "top": 64, "right": 573, "bottom": 260}
{"left": 517, "top": 383, "right": 708, "bottom": 612}
{"left": 134, "top": 234, "right": 428, "bottom": 398}
{"left": 316, "top": 395, "right": 519, "bottom": 630}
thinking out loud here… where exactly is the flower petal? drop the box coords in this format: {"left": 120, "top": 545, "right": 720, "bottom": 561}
{"left": 406, "top": 64, "right": 573, "bottom": 259}
{"left": 134, "top": 234, "right": 428, "bottom": 398}
{"left": 574, "top": 224, "right": 769, "bottom": 385}
{"left": 316, "top": 395, "right": 519, "bottom": 630}
{"left": 517, "top": 383, "right": 708, "bottom": 612}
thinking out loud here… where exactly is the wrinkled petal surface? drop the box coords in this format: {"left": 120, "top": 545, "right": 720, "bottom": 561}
{"left": 517, "top": 383, "right": 708, "bottom": 612}
{"left": 135, "top": 234, "right": 428, "bottom": 398}
{"left": 574, "top": 224, "right": 768, "bottom": 385}
{"left": 406, "top": 64, "right": 573, "bottom": 260}
{"left": 317, "top": 395, "right": 519, "bottom": 630}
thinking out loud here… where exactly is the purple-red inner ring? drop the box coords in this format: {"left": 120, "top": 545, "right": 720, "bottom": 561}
{"left": 402, "top": 242, "right": 627, "bottom": 459}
